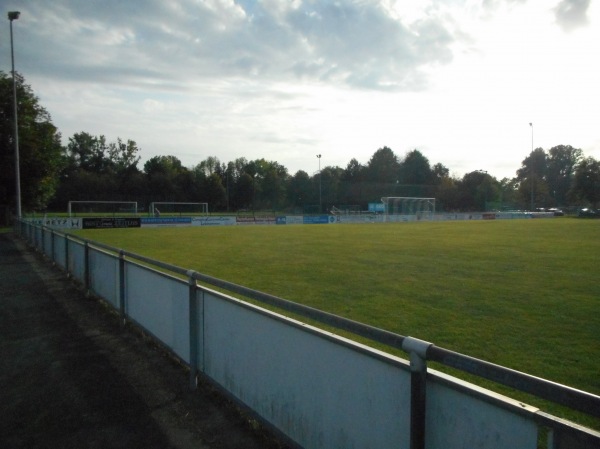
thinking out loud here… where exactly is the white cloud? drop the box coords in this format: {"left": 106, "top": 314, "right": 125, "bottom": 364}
{"left": 554, "top": 0, "right": 591, "bottom": 32}
{"left": 2, "top": 0, "right": 599, "bottom": 179}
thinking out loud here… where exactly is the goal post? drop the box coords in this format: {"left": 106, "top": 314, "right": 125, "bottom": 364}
{"left": 149, "top": 202, "right": 209, "bottom": 217}
{"left": 381, "top": 197, "right": 436, "bottom": 221}
{"left": 68, "top": 201, "right": 138, "bottom": 217}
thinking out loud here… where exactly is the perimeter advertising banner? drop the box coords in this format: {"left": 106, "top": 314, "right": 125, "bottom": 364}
{"left": 192, "top": 216, "right": 236, "bottom": 226}
{"left": 82, "top": 217, "right": 141, "bottom": 229}
{"left": 236, "top": 215, "right": 277, "bottom": 225}
{"left": 141, "top": 217, "right": 191, "bottom": 227}
{"left": 303, "top": 215, "right": 335, "bottom": 224}
{"left": 28, "top": 218, "right": 83, "bottom": 229}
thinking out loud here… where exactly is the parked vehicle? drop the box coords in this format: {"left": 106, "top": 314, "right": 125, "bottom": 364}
{"left": 578, "top": 208, "right": 599, "bottom": 218}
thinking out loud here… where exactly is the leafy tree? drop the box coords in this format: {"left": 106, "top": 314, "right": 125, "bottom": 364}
{"left": 435, "top": 176, "right": 460, "bottom": 212}
{"left": 204, "top": 173, "right": 227, "bottom": 209}
{"left": 52, "top": 133, "right": 142, "bottom": 208}
{"left": 0, "top": 72, "right": 63, "bottom": 211}
{"left": 498, "top": 178, "right": 519, "bottom": 210}
{"left": 196, "top": 156, "right": 222, "bottom": 177}
{"left": 316, "top": 166, "right": 344, "bottom": 212}
{"left": 399, "top": 149, "right": 434, "bottom": 185}
{"left": 432, "top": 162, "right": 450, "bottom": 184}
{"left": 287, "top": 170, "right": 312, "bottom": 210}
{"left": 570, "top": 157, "right": 600, "bottom": 208}
{"left": 546, "top": 145, "right": 582, "bottom": 206}
{"left": 342, "top": 158, "right": 366, "bottom": 183}
{"left": 144, "top": 155, "right": 184, "bottom": 176}
{"left": 516, "top": 148, "right": 548, "bottom": 209}
{"left": 366, "top": 147, "right": 399, "bottom": 183}
{"left": 66, "top": 132, "right": 110, "bottom": 173}
{"left": 235, "top": 172, "right": 254, "bottom": 210}
{"left": 144, "top": 155, "right": 188, "bottom": 201}
{"left": 261, "top": 161, "right": 289, "bottom": 210}
{"left": 458, "top": 171, "right": 500, "bottom": 211}
{"left": 107, "top": 138, "right": 141, "bottom": 175}
{"left": 341, "top": 158, "right": 367, "bottom": 205}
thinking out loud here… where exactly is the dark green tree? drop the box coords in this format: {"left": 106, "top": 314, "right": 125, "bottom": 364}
{"left": 66, "top": 132, "right": 110, "bottom": 173}
{"left": 287, "top": 170, "right": 312, "bottom": 210}
{"left": 435, "top": 176, "right": 460, "bottom": 212}
{"left": 144, "top": 155, "right": 188, "bottom": 201}
{"left": 432, "top": 162, "right": 450, "bottom": 184}
{"left": 458, "top": 171, "right": 500, "bottom": 211}
{"left": 341, "top": 158, "right": 366, "bottom": 206}
{"left": 107, "top": 138, "right": 141, "bottom": 175}
{"left": 398, "top": 149, "right": 434, "bottom": 185}
{"left": 546, "top": 145, "right": 582, "bottom": 206}
{"left": 366, "top": 147, "right": 399, "bottom": 183}
{"left": 0, "top": 72, "right": 63, "bottom": 211}
{"left": 315, "top": 166, "right": 343, "bottom": 212}
{"left": 570, "top": 157, "right": 600, "bottom": 208}
{"left": 516, "top": 148, "right": 548, "bottom": 209}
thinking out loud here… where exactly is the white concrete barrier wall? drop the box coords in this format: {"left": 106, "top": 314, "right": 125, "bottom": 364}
{"left": 199, "top": 289, "right": 540, "bottom": 449}
{"left": 426, "top": 374, "right": 538, "bottom": 449}
{"left": 88, "top": 248, "right": 119, "bottom": 308}
{"left": 68, "top": 240, "right": 86, "bottom": 284}
{"left": 125, "top": 263, "right": 190, "bottom": 362}
{"left": 43, "top": 228, "right": 52, "bottom": 256}
{"left": 53, "top": 233, "right": 67, "bottom": 270}
{"left": 19, "top": 224, "right": 598, "bottom": 449}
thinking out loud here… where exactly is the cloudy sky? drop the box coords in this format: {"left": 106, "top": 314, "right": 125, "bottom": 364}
{"left": 2, "top": 0, "right": 598, "bottom": 179}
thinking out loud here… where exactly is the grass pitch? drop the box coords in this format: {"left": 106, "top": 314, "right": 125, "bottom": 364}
{"left": 77, "top": 218, "right": 599, "bottom": 423}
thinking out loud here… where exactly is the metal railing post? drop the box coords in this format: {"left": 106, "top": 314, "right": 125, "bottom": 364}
{"left": 65, "top": 235, "right": 70, "bottom": 275}
{"left": 402, "top": 337, "right": 433, "bottom": 449}
{"left": 50, "top": 229, "right": 55, "bottom": 263}
{"left": 84, "top": 241, "right": 90, "bottom": 292}
{"left": 119, "top": 250, "right": 126, "bottom": 326}
{"left": 187, "top": 270, "right": 199, "bottom": 390}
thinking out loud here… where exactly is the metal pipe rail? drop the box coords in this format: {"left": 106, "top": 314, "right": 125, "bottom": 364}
{"left": 51, "top": 227, "right": 600, "bottom": 420}
{"left": 18, "top": 222, "right": 600, "bottom": 449}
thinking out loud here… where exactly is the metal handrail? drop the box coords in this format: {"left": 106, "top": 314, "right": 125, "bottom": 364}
{"left": 28, "top": 222, "right": 600, "bottom": 420}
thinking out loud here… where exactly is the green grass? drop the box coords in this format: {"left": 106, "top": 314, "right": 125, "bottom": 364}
{"left": 76, "top": 219, "right": 600, "bottom": 426}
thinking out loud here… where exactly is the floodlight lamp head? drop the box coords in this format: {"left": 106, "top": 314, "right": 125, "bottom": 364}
{"left": 8, "top": 11, "right": 20, "bottom": 21}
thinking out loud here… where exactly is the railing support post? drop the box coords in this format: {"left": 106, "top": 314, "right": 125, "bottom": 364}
{"left": 187, "top": 270, "right": 199, "bottom": 390}
{"left": 402, "top": 337, "right": 433, "bottom": 449}
{"left": 119, "top": 250, "right": 126, "bottom": 327}
{"left": 84, "top": 241, "right": 90, "bottom": 293}
{"left": 65, "top": 235, "right": 70, "bottom": 276}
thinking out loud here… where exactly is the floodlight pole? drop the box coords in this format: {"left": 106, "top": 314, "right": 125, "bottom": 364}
{"left": 529, "top": 122, "right": 534, "bottom": 212}
{"left": 317, "top": 154, "right": 322, "bottom": 213}
{"left": 9, "top": 11, "right": 22, "bottom": 218}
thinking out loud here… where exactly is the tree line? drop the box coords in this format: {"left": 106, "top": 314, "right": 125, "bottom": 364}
{"left": 2, "top": 71, "right": 599, "bottom": 215}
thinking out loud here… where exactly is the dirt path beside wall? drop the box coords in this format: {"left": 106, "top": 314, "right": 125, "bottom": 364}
{"left": 0, "top": 233, "right": 289, "bottom": 449}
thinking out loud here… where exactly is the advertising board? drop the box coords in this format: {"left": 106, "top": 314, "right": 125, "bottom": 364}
{"left": 192, "top": 216, "right": 236, "bottom": 226}
{"left": 303, "top": 215, "right": 335, "bottom": 224}
{"left": 82, "top": 217, "right": 141, "bottom": 229}
{"left": 236, "top": 215, "right": 276, "bottom": 225}
{"left": 141, "top": 217, "right": 191, "bottom": 227}
{"left": 29, "top": 218, "right": 82, "bottom": 229}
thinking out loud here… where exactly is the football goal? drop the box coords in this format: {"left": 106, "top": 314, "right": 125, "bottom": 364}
{"left": 68, "top": 201, "right": 138, "bottom": 217}
{"left": 149, "top": 202, "right": 209, "bottom": 217}
{"left": 381, "top": 197, "right": 436, "bottom": 221}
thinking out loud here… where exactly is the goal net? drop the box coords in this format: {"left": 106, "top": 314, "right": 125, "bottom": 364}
{"left": 68, "top": 201, "right": 138, "bottom": 217}
{"left": 149, "top": 202, "right": 209, "bottom": 217}
{"left": 381, "top": 197, "right": 436, "bottom": 221}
